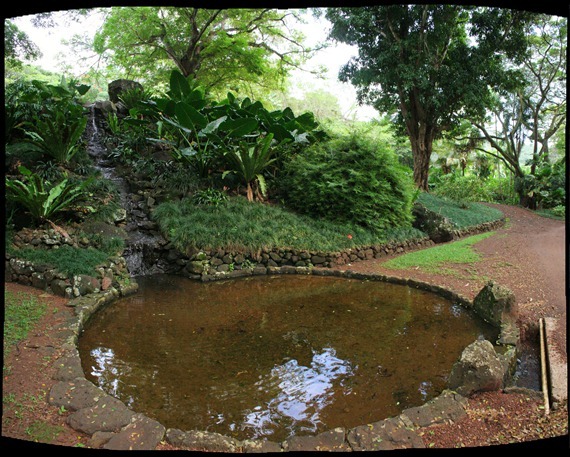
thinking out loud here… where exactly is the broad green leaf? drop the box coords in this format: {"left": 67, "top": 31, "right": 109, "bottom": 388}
{"left": 202, "top": 116, "right": 228, "bottom": 135}
{"left": 75, "top": 84, "right": 91, "bottom": 96}
{"left": 268, "top": 124, "right": 293, "bottom": 142}
{"left": 220, "top": 117, "right": 259, "bottom": 137}
{"left": 18, "top": 165, "right": 33, "bottom": 177}
{"left": 170, "top": 70, "right": 190, "bottom": 100}
{"left": 175, "top": 102, "right": 208, "bottom": 130}
{"left": 293, "top": 112, "right": 319, "bottom": 131}
{"left": 155, "top": 98, "right": 176, "bottom": 116}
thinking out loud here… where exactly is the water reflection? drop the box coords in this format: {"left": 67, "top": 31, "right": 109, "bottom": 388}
{"left": 241, "top": 348, "right": 354, "bottom": 438}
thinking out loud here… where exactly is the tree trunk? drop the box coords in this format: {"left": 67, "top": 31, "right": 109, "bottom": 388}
{"left": 400, "top": 90, "right": 437, "bottom": 191}
{"left": 409, "top": 128, "right": 434, "bottom": 191}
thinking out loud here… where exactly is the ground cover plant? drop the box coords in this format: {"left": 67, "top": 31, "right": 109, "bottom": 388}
{"left": 152, "top": 196, "right": 425, "bottom": 255}
{"left": 6, "top": 245, "right": 111, "bottom": 278}
{"left": 416, "top": 193, "right": 505, "bottom": 230}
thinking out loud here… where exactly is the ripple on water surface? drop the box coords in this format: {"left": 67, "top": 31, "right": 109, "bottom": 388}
{"left": 78, "top": 274, "right": 497, "bottom": 442}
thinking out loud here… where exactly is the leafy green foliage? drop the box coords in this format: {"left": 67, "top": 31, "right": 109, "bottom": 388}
{"left": 223, "top": 134, "right": 276, "bottom": 202}
{"left": 431, "top": 174, "right": 492, "bottom": 202}
{"left": 143, "top": 70, "right": 325, "bottom": 190}
{"left": 520, "top": 156, "right": 566, "bottom": 209}
{"left": 481, "top": 176, "right": 518, "bottom": 205}
{"left": 153, "top": 196, "right": 425, "bottom": 254}
{"left": 4, "top": 20, "right": 41, "bottom": 67}
{"left": 326, "top": 5, "right": 534, "bottom": 189}
{"left": 6, "top": 77, "right": 90, "bottom": 165}
{"left": 279, "top": 133, "right": 415, "bottom": 232}
{"left": 93, "top": 7, "right": 315, "bottom": 98}
{"left": 23, "top": 111, "right": 87, "bottom": 164}
{"left": 191, "top": 188, "right": 228, "bottom": 207}
{"left": 5, "top": 166, "right": 92, "bottom": 223}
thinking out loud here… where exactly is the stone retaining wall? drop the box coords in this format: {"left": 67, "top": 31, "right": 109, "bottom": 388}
{"left": 5, "top": 219, "right": 504, "bottom": 297}
{"left": 155, "top": 220, "right": 505, "bottom": 277}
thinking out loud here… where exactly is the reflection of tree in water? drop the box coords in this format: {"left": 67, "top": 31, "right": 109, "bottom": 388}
{"left": 241, "top": 347, "right": 354, "bottom": 439}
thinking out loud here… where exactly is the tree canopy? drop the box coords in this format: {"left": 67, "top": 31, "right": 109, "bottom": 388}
{"left": 4, "top": 19, "right": 41, "bottom": 66}
{"left": 326, "top": 5, "right": 534, "bottom": 190}
{"left": 93, "top": 7, "right": 319, "bottom": 98}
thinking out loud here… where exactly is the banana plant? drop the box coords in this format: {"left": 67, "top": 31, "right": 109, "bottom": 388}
{"left": 222, "top": 133, "right": 276, "bottom": 202}
{"left": 6, "top": 166, "right": 93, "bottom": 224}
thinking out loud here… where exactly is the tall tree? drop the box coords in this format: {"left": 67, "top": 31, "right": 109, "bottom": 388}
{"left": 325, "top": 5, "right": 532, "bottom": 190}
{"left": 461, "top": 14, "right": 566, "bottom": 206}
{"left": 93, "top": 7, "right": 319, "bottom": 98}
{"left": 520, "top": 15, "right": 566, "bottom": 173}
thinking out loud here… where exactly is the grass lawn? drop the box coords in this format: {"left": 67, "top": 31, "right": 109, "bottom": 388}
{"left": 3, "top": 291, "right": 47, "bottom": 364}
{"left": 383, "top": 231, "right": 496, "bottom": 275}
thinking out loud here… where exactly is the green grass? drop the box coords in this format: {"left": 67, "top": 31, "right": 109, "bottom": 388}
{"left": 418, "top": 192, "right": 504, "bottom": 229}
{"left": 383, "top": 231, "right": 496, "bottom": 273}
{"left": 153, "top": 196, "right": 426, "bottom": 254}
{"left": 26, "top": 421, "right": 66, "bottom": 443}
{"left": 4, "top": 291, "right": 47, "bottom": 360}
{"left": 7, "top": 244, "right": 110, "bottom": 277}
{"left": 535, "top": 208, "right": 565, "bottom": 220}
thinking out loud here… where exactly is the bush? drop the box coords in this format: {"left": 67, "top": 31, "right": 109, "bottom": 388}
{"left": 278, "top": 133, "right": 415, "bottom": 232}
{"left": 432, "top": 173, "right": 492, "bottom": 203}
{"left": 483, "top": 176, "right": 518, "bottom": 205}
{"left": 5, "top": 166, "right": 93, "bottom": 224}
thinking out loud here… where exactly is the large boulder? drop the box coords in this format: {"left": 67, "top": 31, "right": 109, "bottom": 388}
{"left": 412, "top": 202, "right": 455, "bottom": 243}
{"left": 448, "top": 339, "right": 510, "bottom": 396}
{"left": 473, "top": 281, "right": 517, "bottom": 326}
{"left": 108, "top": 79, "right": 143, "bottom": 107}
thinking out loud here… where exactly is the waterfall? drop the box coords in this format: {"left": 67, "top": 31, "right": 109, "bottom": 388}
{"left": 87, "top": 105, "right": 165, "bottom": 277}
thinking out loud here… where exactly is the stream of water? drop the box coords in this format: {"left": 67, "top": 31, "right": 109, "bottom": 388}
{"left": 87, "top": 106, "right": 162, "bottom": 276}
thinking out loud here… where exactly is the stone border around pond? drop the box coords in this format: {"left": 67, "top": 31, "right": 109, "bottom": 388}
{"left": 46, "top": 264, "right": 520, "bottom": 451}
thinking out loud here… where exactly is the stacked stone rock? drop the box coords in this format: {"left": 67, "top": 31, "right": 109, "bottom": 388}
{"left": 5, "top": 227, "right": 131, "bottom": 298}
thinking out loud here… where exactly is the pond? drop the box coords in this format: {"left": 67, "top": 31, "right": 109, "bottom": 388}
{"left": 78, "top": 274, "right": 497, "bottom": 442}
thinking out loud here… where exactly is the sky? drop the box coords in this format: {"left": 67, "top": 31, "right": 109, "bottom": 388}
{"left": 10, "top": 8, "right": 377, "bottom": 120}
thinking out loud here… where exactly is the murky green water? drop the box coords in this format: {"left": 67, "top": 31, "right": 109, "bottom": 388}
{"left": 78, "top": 274, "right": 497, "bottom": 442}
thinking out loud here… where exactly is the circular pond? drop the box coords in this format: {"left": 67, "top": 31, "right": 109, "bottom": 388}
{"left": 78, "top": 274, "right": 497, "bottom": 442}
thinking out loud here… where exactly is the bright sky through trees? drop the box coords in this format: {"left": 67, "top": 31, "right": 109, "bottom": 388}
{"left": 10, "top": 9, "right": 377, "bottom": 120}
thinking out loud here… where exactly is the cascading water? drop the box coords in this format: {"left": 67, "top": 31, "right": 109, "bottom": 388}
{"left": 87, "top": 105, "right": 164, "bottom": 277}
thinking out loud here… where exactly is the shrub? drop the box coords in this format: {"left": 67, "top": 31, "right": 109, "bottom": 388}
{"left": 483, "top": 176, "right": 518, "bottom": 205}
{"left": 432, "top": 173, "right": 492, "bottom": 203}
{"left": 278, "top": 133, "right": 415, "bottom": 232}
{"left": 191, "top": 188, "right": 228, "bottom": 207}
